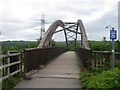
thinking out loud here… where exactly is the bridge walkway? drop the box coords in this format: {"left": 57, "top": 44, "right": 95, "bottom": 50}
{"left": 15, "top": 51, "right": 81, "bottom": 88}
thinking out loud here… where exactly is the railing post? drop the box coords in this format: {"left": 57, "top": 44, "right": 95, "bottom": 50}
{"left": 7, "top": 51, "right": 10, "bottom": 78}
{"left": 110, "top": 52, "right": 112, "bottom": 69}
{"left": 24, "top": 50, "right": 26, "bottom": 79}
{"left": 19, "top": 53, "right": 22, "bottom": 75}
{"left": 0, "top": 56, "right": 2, "bottom": 90}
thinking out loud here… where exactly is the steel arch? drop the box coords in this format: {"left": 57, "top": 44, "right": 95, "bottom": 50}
{"left": 37, "top": 19, "right": 89, "bottom": 49}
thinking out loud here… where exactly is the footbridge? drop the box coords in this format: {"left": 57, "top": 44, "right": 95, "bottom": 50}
{"left": 24, "top": 19, "right": 90, "bottom": 77}
{"left": 14, "top": 19, "right": 91, "bottom": 88}
{"left": 1, "top": 19, "right": 120, "bottom": 89}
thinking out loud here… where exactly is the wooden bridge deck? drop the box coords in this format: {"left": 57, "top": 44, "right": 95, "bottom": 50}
{"left": 15, "top": 51, "right": 81, "bottom": 88}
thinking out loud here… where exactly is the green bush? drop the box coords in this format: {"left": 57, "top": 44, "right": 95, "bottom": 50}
{"left": 2, "top": 76, "right": 21, "bottom": 89}
{"left": 80, "top": 68, "right": 120, "bottom": 89}
{"left": 80, "top": 72, "right": 93, "bottom": 89}
{"left": 115, "top": 60, "right": 120, "bottom": 68}
{"left": 88, "top": 66, "right": 108, "bottom": 74}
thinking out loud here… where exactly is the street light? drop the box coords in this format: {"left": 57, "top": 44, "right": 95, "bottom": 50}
{"left": 106, "top": 25, "right": 117, "bottom": 68}
{"left": 106, "top": 25, "right": 111, "bottom": 29}
{"left": 106, "top": 25, "right": 115, "bottom": 34}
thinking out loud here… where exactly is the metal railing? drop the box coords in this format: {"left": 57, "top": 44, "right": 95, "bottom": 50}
{"left": 0, "top": 51, "right": 21, "bottom": 82}
{"left": 75, "top": 48, "right": 91, "bottom": 68}
{"left": 92, "top": 51, "right": 120, "bottom": 69}
{"left": 75, "top": 48, "right": 120, "bottom": 69}
{"left": 24, "top": 47, "right": 67, "bottom": 76}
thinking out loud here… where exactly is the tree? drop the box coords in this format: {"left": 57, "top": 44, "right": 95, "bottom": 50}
{"left": 102, "top": 36, "right": 107, "bottom": 51}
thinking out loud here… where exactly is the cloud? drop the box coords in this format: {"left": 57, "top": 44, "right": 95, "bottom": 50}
{"left": 85, "top": 3, "right": 118, "bottom": 40}
{"left": 0, "top": 0, "right": 119, "bottom": 41}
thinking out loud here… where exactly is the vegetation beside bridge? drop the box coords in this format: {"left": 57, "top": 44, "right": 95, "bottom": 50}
{"left": 80, "top": 68, "right": 120, "bottom": 89}
{"left": 1, "top": 40, "right": 120, "bottom": 89}
{"left": 2, "top": 40, "right": 120, "bottom": 53}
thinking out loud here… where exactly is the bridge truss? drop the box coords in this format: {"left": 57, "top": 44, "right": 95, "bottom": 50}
{"left": 37, "top": 19, "right": 89, "bottom": 49}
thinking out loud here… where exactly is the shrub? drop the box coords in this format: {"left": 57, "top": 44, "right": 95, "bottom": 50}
{"left": 2, "top": 76, "right": 21, "bottom": 89}
{"left": 80, "top": 68, "right": 120, "bottom": 89}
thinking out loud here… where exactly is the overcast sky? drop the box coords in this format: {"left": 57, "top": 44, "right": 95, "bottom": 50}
{"left": 0, "top": 0, "right": 119, "bottom": 41}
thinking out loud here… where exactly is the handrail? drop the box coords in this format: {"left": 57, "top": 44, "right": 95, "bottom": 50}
{"left": 0, "top": 52, "right": 22, "bottom": 82}
{"left": 24, "top": 47, "right": 67, "bottom": 77}
{"left": 75, "top": 47, "right": 120, "bottom": 69}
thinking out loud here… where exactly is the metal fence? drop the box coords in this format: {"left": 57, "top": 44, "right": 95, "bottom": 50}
{"left": 24, "top": 47, "right": 67, "bottom": 76}
{"left": 75, "top": 48, "right": 92, "bottom": 68}
{"left": 0, "top": 51, "right": 21, "bottom": 82}
{"left": 75, "top": 48, "right": 120, "bottom": 69}
{"left": 92, "top": 51, "right": 120, "bottom": 69}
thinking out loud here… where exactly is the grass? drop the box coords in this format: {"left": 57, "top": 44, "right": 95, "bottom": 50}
{"left": 2, "top": 75, "right": 22, "bottom": 90}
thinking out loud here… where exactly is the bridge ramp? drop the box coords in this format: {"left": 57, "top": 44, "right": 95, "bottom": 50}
{"left": 15, "top": 51, "right": 81, "bottom": 88}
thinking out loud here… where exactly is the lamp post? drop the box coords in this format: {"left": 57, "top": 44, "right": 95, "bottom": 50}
{"left": 106, "top": 25, "right": 117, "bottom": 68}
{"left": 106, "top": 25, "right": 112, "bottom": 30}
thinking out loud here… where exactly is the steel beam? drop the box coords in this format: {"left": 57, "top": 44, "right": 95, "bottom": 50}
{"left": 53, "top": 29, "right": 64, "bottom": 34}
{"left": 64, "top": 22, "right": 77, "bottom": 24}
{"left": 37, "top": 19, "right": 90, "bottom": 49}
{"left": 66, "top": 28, "right": 81, "bottom": 34}
{"left": 37, "top": 20, "right": 64, "bottom": 48}
{"left": 78, "top": 20, "right": 90, "bottom": 49}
